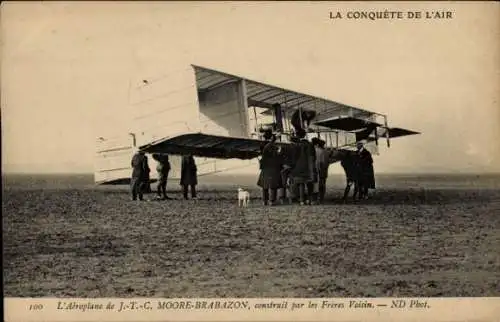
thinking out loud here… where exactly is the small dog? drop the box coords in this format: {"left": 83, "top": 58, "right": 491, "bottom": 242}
{"left": 237, "top": 188, "right": 250, "bottom": 207}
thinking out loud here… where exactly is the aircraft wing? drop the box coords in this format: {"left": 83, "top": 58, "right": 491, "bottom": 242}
{"left": 139, "top": 132, "right": 291, "bottom": 160}
{"left": 138, "top": 128, "right": 419, "bottom": 161}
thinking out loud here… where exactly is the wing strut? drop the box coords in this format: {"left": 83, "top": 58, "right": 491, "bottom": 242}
{"left": 252, "top": 105, "right": 258, "bottom": 135}
{"left": 298, "top": 100, "right": 303, "bottom": 132}
{"left": 282, "top": 90, "right": 291, "bottom": 140}
{"left": 384, "top": 115, "right": 390, "bottom": 148}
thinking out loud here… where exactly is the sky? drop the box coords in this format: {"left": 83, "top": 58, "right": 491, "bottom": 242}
{"left": 2, "top": 1, "right": 499, "bottom": 174}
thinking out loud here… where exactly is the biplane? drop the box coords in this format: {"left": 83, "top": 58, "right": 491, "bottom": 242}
{"left": 94, "top": 65, "right": 420, "bottom": 185}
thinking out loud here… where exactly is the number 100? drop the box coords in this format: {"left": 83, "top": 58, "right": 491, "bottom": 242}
{"left": 29, "top": 304, "right": 44, "bottom": 310}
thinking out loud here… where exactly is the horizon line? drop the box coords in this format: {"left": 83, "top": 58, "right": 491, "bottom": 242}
{"left": 2, "top": 171, "right": 500, "bottom": 176}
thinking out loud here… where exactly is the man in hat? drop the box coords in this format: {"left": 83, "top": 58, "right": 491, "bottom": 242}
{"left": 152, "top": 153, "right": 172, "bottom": 200}
{"left": 130, "top": 149, "right": 150, "bottom": 201}
{"left": 289, "top": 128, "right": 317, "bottom": 205}
{"left": 315, "top": 139, "right": 330, "bottom": 203}
{"left": 180, "top": 154, "right": 198, "bottom": 200}
{"left": 356, "top": 141, "right": 375, "bottom": 199}
{"left": 257, "top": 132, "right": 283, "bottom": 205}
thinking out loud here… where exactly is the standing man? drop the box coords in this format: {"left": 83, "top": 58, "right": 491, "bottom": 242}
{"left": 180, "top": 154, "right": 198, "bottom": 200}
{"left": 278, "top": 143, "right": 294, "bottom": 205}
{"left": 131, "top": 149, "right": 150, "bottom": 201}
{"left": 152, "top": 153, "right": 171, "bottom": 200}
{"left": 143, "top": 153, "right": 151, "bottom": 193}
{"left": 315, "top": 139, "right": 330, "bottom": 204}
{"left": 289, "top": 129, "right": 316, "bottom": 205}
{"left": 356, "top": 142, "right": 375, "bottom": 199}
{"left": 257, "top": 132, "right": 283, "bottom": 206}
{"left": 281, "top": 133, "right": 301, "bottom": 203}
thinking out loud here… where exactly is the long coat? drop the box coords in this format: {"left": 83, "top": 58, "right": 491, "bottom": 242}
{"left": 180, "top": 155, "right": 197, "bottom": 186}
{"left": 357, "top": 148, "right": 375, "bottom": 189}
{"left": 131, "top": 152, "right": 150, "bottom": 180}
{"left": 152, "top": 154, "right": 171, "bottom": 178}
{"left": 257, "top": 141, "right": 284, "bottom": 189}
{"left": 289, "top": 139, "right": 317, "bottom": 184}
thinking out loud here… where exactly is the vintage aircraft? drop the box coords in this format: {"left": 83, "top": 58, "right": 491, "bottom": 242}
{"left": 94, "top": 65, "right": 420, "bottom": 185}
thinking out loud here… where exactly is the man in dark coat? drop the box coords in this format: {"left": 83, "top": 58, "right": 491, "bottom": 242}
{"left": 286, "top": 134, "right": 301, "bottom": 201}
{"left": 131, "top": 149, "right": 150, "bottom": 201}
{"left": 144, "top": 154, "right": 152, "bottom": 193}
{"left": 257, "top": 133, "right": 283, "bottom": 205}
{"left": 289, "top": 129, "right": 317, "bottom": 205}
{"left": 152, "top": 153, "right": 171, "bottom": 200}
{"left": 180, "top": 154, "right": 198, "bottom": 200}
{"left": 315, "top": 139, "right": 330, "bottom": 204}
{"left": 356, "top": 142, "right": 375, "bottom": 199}
{"left": 278, "top": 142, "right": 294, "bottom": 204}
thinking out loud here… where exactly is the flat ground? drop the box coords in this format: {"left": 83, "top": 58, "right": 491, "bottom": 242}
{"left": 3, "top": 174, "right": 500, "bottom": 297}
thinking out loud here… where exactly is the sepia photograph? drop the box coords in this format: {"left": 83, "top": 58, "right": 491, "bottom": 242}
{"left": 2, "top": 1, "right": 500, "bottom": 301}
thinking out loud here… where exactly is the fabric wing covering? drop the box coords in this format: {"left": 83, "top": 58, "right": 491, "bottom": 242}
{"left": 138, "top": 129, "right": 419, "bottom": 160}
{"left": 140, "top": 133, "right": 291, "bottom": 160}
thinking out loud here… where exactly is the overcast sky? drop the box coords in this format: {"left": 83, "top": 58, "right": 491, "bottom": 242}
{"left": 2, "top": 1, "right": 499, "bottom": 174}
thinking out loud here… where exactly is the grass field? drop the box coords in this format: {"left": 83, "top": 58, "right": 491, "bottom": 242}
{"left": 3, "top": 173, "right": 500, "bottom": 297}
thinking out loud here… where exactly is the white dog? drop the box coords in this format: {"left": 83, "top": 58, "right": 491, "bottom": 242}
{"left": 237, "top": 188, "right": 250, "bottom": 207}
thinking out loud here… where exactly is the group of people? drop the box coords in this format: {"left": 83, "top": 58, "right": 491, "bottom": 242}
{"left": 256, "top": 104, "right": 376, "bottom": 205}
{"left": 257, "top": 127, "right": 330, "bottom": 205}
{"left": 257, "top": 129, "right": 376, "bottom": 205}
{"left": 130, "top": 149, "right": 198, "bottom": 201}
